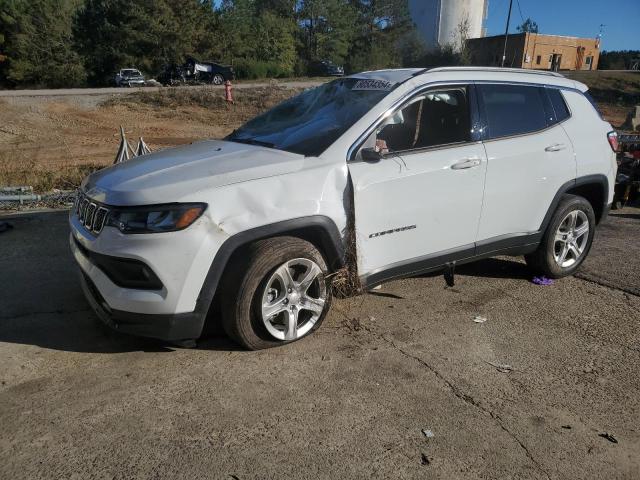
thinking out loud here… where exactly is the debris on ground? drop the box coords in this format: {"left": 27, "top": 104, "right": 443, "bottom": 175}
{"left": 444, "top": 262, "right": 455, "bottom": 287}
{"left": 0, "top": 186, "right": 41, "bottom": 204}
{"left": 114, "top": 125, "right": 152, "bottom": 164}
{"left": 473, "top": 315, "right": 487, "bottom": 323}
{"left": 420, "top": 452, "right": 431, "bottom": 465}
{"left": 561, "top": 425, "right": 572, "bottom": 430}
{"left": 342, "top": 317, "right": 361, "bottom": 332}
{"left": 532, "top": 276, "right": 555, "bottom": 286}
{"left": 421, "top": 428, "right": 434, "bottom": 438}
{"left": 0, "top": 189, "right": 75, "bottom": 211}
{"left": 598, "top": 432, "right": 618, "bottom": 444}
{"left": 0, "top": 221, "right": 14, "bottom": 233}
{"left": 486, "top": 361, "right": 514, "bottom": 373}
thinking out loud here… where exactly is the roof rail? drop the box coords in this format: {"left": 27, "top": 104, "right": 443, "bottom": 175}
{"left": 423, "top": 66, "right": 565, "bottom": 78}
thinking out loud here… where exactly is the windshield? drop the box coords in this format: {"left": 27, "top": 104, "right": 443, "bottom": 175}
{"left": 123, "top": 69, "right": 140, "bottom": 76}
{"left": 226, "top": 78, "right": 395, "bottom": 156}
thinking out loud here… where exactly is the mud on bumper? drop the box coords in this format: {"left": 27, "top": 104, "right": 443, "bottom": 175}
{"left": 79, "top": 271, "right": 205, "bottom": 342}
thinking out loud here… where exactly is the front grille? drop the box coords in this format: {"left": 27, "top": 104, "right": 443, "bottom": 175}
{"left": 75, "top": 191, "right": 110, "bottom": 234}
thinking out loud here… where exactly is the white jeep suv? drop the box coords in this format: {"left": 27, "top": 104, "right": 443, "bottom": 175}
{"left": 70, "top": 67, "right": 617, "bottom": 349}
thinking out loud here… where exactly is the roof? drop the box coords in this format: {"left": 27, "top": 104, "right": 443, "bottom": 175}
{"left": 348, "top": 66, "right": 588, "bottom": 92}
{"left": 349, "top": 68, "right": 424, "bottom": 85}
{"left": 427, "top": 66, "right": 564, "bottom": 78}
{"left": 469, "top": 32, "right": 597, "bottom": 42}
{"left": 419, "top": 66, "right": 587, "bottom": 91}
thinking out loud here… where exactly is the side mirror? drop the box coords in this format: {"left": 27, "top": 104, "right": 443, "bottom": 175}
{"left": 361, "top": 147, "right": 382, "bottom": 162}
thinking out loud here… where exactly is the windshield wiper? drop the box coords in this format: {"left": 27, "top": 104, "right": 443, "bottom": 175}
{"left": 228, "top": 137, "right": 277, "bottom": 149}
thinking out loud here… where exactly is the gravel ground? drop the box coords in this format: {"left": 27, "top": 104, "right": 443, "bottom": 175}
{"left": 0, "top": 208, "right": 638, "bottom": 479}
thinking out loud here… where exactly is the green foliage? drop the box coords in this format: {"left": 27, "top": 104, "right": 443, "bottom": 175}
{"left": 74, "top": 0, "right": 220, "bottom": 85}
{"left": 517, "top": 18, "right": 539, "bottom": 34}
{"left": 233, "top": 60, "right": 292, "bottom": 79}
{"left": 299, "top": 0, "right": 358, "bottom": 66}
{"left": 0, "top": 0, "right": 86, "bottom": 87}
{"left": 599, "top": 50, "right": 640, "bottom": 70}
{"left": 0, "top": 0, "right": 430, "bottom": 87}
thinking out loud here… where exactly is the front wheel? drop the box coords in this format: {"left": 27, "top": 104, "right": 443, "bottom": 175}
{"left": 525, "top": 194, "right": 596, "bottom": 278}
{"left": 221, "top": 237, "right": 332, "bottom": 350}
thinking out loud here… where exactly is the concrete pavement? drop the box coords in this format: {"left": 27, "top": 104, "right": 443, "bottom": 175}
{"left": 0, "top": 208, "right": 638, "bottom": 479}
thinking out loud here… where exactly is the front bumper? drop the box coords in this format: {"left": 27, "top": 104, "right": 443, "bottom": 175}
{"left": 79, "top": 271, "right": 204, "bottom": 341}
{"left": 69, "top": 207, "right": 227, "bottom": 341}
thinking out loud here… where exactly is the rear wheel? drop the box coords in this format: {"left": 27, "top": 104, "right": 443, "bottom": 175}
{"left": 212, "top": 74, "right": 224, "bottom": 85}
{"left": 525, "top": 194, "right": 595, "bottom": 278}
{"left": 221, "top": 237, "right": 332, "bottom": 350}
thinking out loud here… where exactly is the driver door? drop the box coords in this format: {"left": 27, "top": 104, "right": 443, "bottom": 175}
{"left": 347, "top": 85, "right": 487, "bottom": 285}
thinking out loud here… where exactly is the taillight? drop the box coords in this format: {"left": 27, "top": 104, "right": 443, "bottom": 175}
{"left": 607, "top": 131, "right": 619, "bottom": 152}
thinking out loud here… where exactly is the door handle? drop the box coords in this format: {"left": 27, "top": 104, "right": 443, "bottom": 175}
{"left": 451, "top": 158, "right": 482, "bottom": 170}
{"left": 545, "top": 143, "right": 567, "bottom": 152}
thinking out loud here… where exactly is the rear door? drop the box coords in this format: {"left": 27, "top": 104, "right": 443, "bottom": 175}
{"left": 475, "top": 83, "right": 576, "bottom": 244}
{"left": 348, "top": 85, "right": 487, "bottom": 281}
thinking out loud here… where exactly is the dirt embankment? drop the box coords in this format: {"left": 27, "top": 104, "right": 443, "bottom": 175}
{"left": 0, "top": 86, "right": 303, "bottom": 193}
{"left": 565, "top": 71, "right": 640, "bottom": 127}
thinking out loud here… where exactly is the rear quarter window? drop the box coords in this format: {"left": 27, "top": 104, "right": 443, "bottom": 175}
{"left": 478, "top": 84, "right": 549, "bottom": 139}
{"left": 546, "top": 88, "right": 571, "bottom": 123}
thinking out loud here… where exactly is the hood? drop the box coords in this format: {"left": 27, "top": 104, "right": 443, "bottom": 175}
{"left": 83, "top": 140, "right": 305, "bottom": 206}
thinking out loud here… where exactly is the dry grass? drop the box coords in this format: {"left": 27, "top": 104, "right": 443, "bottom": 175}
{"left": 329, "top": 181, "right": 363, "bottom": 298}
{"left": 0, "top": 87, "right": 303, "bottom": 193}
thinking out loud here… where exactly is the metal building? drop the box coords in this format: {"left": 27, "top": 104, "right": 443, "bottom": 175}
{"left": 409, "top": 0, "right": 488, "bottom": 50}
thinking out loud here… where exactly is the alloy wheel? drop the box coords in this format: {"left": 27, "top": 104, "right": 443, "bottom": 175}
{"left": 553, "top": 210, "right": 589, "bottom": 268}
{"left": 261, "top": 258, "right": 327, "bottom": 341}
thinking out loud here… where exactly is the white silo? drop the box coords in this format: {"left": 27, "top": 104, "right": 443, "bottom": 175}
{"left": 409, "top": 0, "right": 488, "bottom": 50}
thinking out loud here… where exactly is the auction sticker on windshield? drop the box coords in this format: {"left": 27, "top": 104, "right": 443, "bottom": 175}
{"left": 353, "top": 79, "right": 393, "bottom": 91}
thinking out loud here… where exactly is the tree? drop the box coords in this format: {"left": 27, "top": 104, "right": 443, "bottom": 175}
{"left": 0, "top": 0, "right": 86, "bottom": 87}
{"left": 451, "top": 13, "right": 471, "bottom": 62}
{"left": 299, "top": 0, "right": 358, "bottom": 66}
{"left": 74, "top": 0, "right": 219, "bottom": 85}
{"left": 517, "top": 18, "right": 539, "bottom": 34}
{"left": 345, "top": 0, "right": 418, "bottom": 72}
{"left": 254, "top": 10, "right": 297, "bottom": 73}
{"left": 216, "top": 0, "right": 297, "bottom": 75}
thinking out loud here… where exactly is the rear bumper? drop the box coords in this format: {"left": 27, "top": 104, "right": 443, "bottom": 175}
{"left": 80, "top": 271, "right": 205, "bottom": 342}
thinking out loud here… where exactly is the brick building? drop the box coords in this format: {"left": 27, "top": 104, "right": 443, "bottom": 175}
{"left": 466, "top": 32, "right": 600, "bottom": 71}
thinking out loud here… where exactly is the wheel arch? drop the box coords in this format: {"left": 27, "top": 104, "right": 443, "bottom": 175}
{"left": 540, "top": 174, "right": 610, "bottom": 233}
{"left": 194, "top": 215, "right": 345, "bottom": 333}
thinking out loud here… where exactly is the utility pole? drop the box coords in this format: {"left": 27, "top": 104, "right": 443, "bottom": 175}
{"left": 501, "top": 0, "right": 513, "bottom": 67}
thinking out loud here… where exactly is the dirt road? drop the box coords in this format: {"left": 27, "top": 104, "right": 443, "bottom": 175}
{"left": 0, "top": 80, "right": 322, "bottom": 98}
{"left": 1, "top": 208, "right": 638, "bottom": 479}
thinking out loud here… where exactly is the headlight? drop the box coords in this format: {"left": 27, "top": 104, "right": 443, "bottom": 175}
{"left": 106, "top": 203, "right": 206, "bottom": 234}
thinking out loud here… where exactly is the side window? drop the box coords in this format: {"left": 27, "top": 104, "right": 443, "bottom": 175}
{"left": 546, "top": 88, "right": 571, "bottom": 123}
{"left": 375, "top": 87, "right": 471, "bottom": 154}
{"left": 478, "top": 84, "right": 549, "bottom": 139}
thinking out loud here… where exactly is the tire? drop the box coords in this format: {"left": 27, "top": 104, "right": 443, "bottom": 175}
{"left": 525, "top": 194, "right": 596, "bottom": 278}
{"left": 221, "top": 236, "right": 332, "bottom": 350}
{"left": 212, "top": 74, "right": 224, "bottom": 85}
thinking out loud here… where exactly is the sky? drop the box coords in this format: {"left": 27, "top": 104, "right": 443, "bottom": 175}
{"left": 484, "top": 0, "right": 640, "bottom": 51}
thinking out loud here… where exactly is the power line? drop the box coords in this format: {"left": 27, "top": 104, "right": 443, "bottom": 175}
{"left": 516, "top": 0, "right": 525, "bottom": 24}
